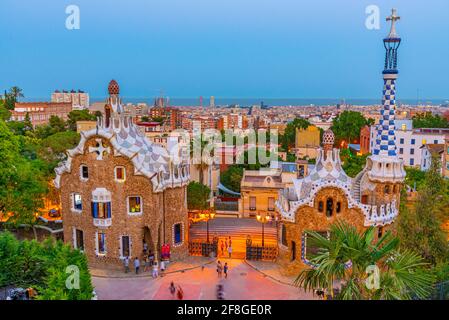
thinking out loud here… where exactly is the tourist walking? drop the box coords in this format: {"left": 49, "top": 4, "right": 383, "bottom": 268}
{"left": 134, "top": 257, "right": 140, "bottom": 274}
{"left": 149, "top": 252, "right": 155, "bottom": 265}
{"left": 216, "top": 261, "right": 223, "bottom": 278}
{"left": 177, "top": 286, "right": 184, "bottom": 300}
{"left": 160, "top": 260, "right": 166, "bottom": 272}
{"left": 225, "top": 239, "right": 228, "bottom": 250}
{"left": 143, "top": 241, "right": 148, "bottom": 254}
{"left": 123, "top": 256, "right": 130, "bottom": 273}
{"left": 169, "top": 282, "right": 176, "bottom": 298}
{"left": 220, "top": 240, "right": 224, "bottom": 256}
{"left": 223, "top": 262, "right": 229, "bottom": 279}
{"left": 227, "top": 245, "right": 233, "bottom": 258}
{"left": 144, "top": 255, "right": 151, "bottom": 272}
{"left": 228, "top": 236, "right": 232, "bottom": 248}
{"left": 152, "top": 261, "right": 159, "bottom": 278}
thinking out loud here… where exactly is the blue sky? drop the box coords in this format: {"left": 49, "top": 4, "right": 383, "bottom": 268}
{"left": 0, "top": 0, "right": 448, "bottom": 99}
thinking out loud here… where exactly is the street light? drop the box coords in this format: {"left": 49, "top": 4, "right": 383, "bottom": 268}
{"left": 256, "top": 211, "right": 271, "bottom": 247}
{"left": 199, "top": 210, "right": 216, "bottom": 243}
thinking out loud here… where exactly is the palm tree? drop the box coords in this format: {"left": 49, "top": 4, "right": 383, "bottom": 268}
{"left": 295, "top": 221, "right": 435, "bottom": 300}
{"left": 190, "top": 136, "right": 214, "bottom": 186}
{"left": 10, "top": 86, "right": 24, "bottom": 101}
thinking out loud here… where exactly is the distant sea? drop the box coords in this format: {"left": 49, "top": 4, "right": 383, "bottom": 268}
{"left": 26, "top": 97, "right": 449, "bottom": 107}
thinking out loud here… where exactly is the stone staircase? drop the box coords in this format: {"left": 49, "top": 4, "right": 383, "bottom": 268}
{"left": 351, "top": 169, "right": 366, "bottom": 202}
{"left": 189, "top": 218, "right": 277, "bottom": 259}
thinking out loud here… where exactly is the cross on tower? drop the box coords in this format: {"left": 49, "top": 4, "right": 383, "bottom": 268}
{"left": 386, "top": 8, "right": 400, "bottom": 38}
{"left": 89, "top": 139, "right": 111, "bottom": 160}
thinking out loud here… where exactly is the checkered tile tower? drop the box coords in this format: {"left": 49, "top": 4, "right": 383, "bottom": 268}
{"left": 366, "top": 8, "right": 405, "bottom": 183}
{"left": 373, "top": 8, "right": 401, "bottom": 157}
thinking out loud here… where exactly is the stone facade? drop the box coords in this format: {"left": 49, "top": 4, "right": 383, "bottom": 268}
{"left": 55, "top": 80, "right": 190, "bottom": 269}
{"left": 278, "top": 187, "right": 366, "bottom": 274}
{"left": 59, "top": 136, "right": 188, "bottom": 268}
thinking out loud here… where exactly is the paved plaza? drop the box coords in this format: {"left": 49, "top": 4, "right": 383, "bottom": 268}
{"left": 92, "top": 258, "right": 315, "bottom": 300}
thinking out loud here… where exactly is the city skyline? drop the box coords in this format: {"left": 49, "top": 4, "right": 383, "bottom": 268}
{"left": 1, "top": 0, "right": 449, "bottom": 100}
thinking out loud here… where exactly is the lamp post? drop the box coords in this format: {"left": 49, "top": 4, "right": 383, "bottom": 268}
{"left": 199, "top": 210, "right": 216, "bottom": 243}
{"left": 256, "top": 211, "right": 271, "bottom": 247}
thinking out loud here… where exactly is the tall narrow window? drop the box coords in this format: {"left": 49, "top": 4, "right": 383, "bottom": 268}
{"left": 336, "top": 202, "right": 341, "bottom": 214}
{"left": 318, "top": 201, "right": 324, "bottom": 212}
{"left": 97, "top": 232, "right": 106, "bottom": 255}
{"left": 249, "top": 197, "right": 256, "bottom": 211}
{"left": 281, "top": 224, "right": 287, "bottom": 246}
{"left": 72, "top": 193, "right": 82, "bottom": 211}
{"left": 75, "top": 229, "right": 84, "bottom": 251}
{"left": 326, "top": 198, "right": 333, "bottom": 217}
{"left": 174, "top": 223, "right": 182, "bottom": 245}
{"left": 291, "top": 241, "right": 296, "bottom": 261}
{"left": 121, "top": 236, "right": 130, "bottom": 257}
{"left": 268, "top": 197, "right": 275, "bottom": 211}
{"left": 128, "top": 196, "right": 142, "bottom": 215}
{"left": 115, "top": 166, "right": 126, "bottom": 182}
{"left": 80, "top": 165, "right": 89, "bottom": 179}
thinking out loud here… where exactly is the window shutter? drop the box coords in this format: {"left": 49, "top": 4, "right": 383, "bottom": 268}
{"left": 91, "top": 202, "right": 97, "bottom": 218}
{"left": 107, "top": 202, "right": 112, "bottom": 218}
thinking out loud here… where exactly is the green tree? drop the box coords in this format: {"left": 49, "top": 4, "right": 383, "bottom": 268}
{"left": 280, "top": 118, "right": 310, "bottom": 151}
{"left": 331, "top": 111, "right": 369, "bottom": 145}
{"left": 66, "top": 110, "right": 96, "bottom": 131}
{"left": 0, "top": 120, "right": 47, "bottom": 228}
{"left": 397, "top": 154, "right": 449, "bottom": 265}
{"left": 236, "top": 147, "right": 279, "bottom": 170}
{"left": 0, "top": 232, "right": 93, "bottom": 300}
{"left": 220, "top": 165, "right": 244, "bottom": 193}
{"left": 412, "top": 113, "right": 449, "bottom": 129}
{"left": 187, "top": 181, "right": 211, "bottom": 210}
{"left": 295, "top": 221, "right": 434, "bottom": 300}
{"left": 0, "top": 99, "right": 11, "bottom": 120}
{"left": 404, "top": 167, "right": 426, "bottom": 191}
{"left": 341, "top": 149, "right": 368, "bottom": 178}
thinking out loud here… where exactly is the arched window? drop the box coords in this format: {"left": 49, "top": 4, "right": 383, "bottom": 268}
{"left": 326, "top": 198, "right": 334, "bottom": 217}
{"left": 384, "top": 185, "right": 390, "bottom": 194}
{"left": 318, "top": 201, "right": 324, "bottom": 212}
{"left": 336, "top": 202, "right": 341, "bottom": 214}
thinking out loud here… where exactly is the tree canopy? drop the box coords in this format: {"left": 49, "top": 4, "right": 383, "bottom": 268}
{"left": 0, "top": 232, "right": 93, "bottom": 300}
{"left": 412, "top": 113, "right": 449, "bottom": 129}
{"left": 397, "top": 154, "right": 449, "bottom": 265}
{"left": 220, "top": 165, "right": 244, "bottom": 193}
{"left": 280, "top": 118, "right": 310, "bottom": 151}
{"left": 187, "top": 181, "right": 211, "bottom": 211}
{"left": 331, "top": 111, "right": 370, "bottom": 145}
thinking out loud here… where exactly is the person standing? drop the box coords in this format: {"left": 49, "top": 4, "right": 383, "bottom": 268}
{"left": 228, "top": 236, "right": 232, "bottom": 248}
{"left": 134, "top": 257, "right": 140, "bottom": 274}
{"left": 143, "top": 241, "right": 148, "bottom": 254}
{"left": 220, "top": 240, "right": 224, "bottom": 256}
{"left": 123, "top": 256, "right": 130, "bottom": 273}
{"left": 177, "top": 286, "right": 184, "bottom": 300}
{"left": 216, "top": 261, "right": 222, "bottom": 278}
{"left": 225, "top": 239, "right": 228, "bottom": 251}
{"left": 160, "top": 260, "right": 166, "bottom": 272}
{"left": 152, "top": 261, "right": 159, "bottom": 278}
{"left": 227, "top": 245, "right": 232, "bottom": 259}
{"left": 144, "top": 255, "right": 151, "bottom": 272}
{"left": 223, "top": 262, "right": 229, "bottom": 279}
{"left": 169, "top": 282, "right": 176, "bottom": 299}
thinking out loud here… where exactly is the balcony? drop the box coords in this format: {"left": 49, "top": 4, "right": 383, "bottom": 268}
{"left": 93, "top": 218, "right": 112, "bottom": 227}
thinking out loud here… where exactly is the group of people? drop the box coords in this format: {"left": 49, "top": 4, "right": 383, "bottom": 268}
{"left": 216, "top": 260, "right": 229, "bottom": 278}
{"left": 169, "top": 281, "right": 184, "bottom": 300}
{"left": 122, "top": 241, "right": 165, "bottom": 278}
{"left": 220, "top": 236, "right": 233, "bottom": 258}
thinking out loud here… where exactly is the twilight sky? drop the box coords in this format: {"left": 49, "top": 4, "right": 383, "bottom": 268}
{"left": 0, "top": 0, "right": 448, "bottom": 100}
